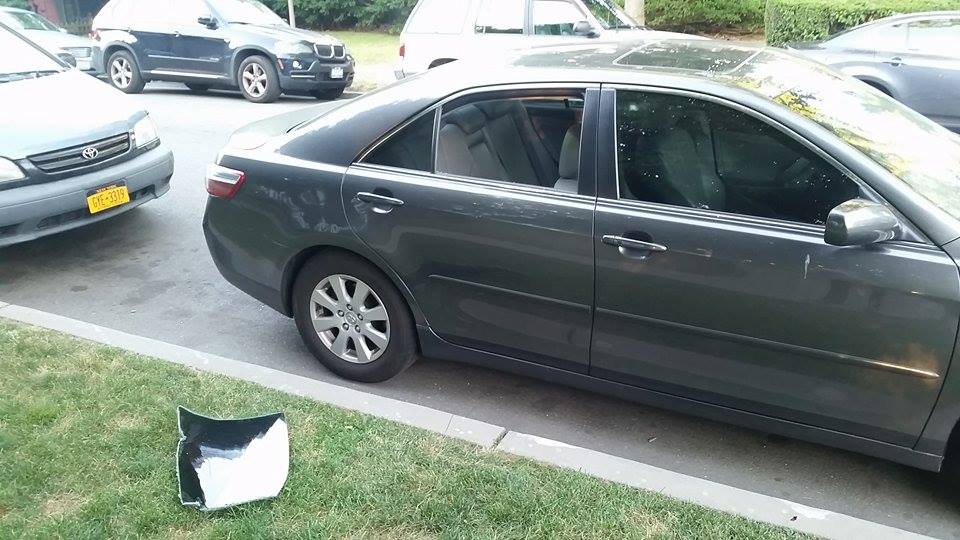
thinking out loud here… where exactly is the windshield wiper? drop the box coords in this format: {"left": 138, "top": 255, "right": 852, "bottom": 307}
{"left": 0, "top": 70, "right": 60, "bottom": 83}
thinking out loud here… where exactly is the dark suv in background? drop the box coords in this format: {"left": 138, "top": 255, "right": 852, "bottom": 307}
{"left": 92, "top": 0, "right": 354, "bottom": 103}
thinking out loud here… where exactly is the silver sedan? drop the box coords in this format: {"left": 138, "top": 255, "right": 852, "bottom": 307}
{"left": 787, "top": 11, "right": 960, "bottom": 132}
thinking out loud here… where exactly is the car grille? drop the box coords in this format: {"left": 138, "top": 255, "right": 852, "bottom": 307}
{"left": 314, "top": 43, "right": 346, "bottom": 59}
{"left": 62, "top": 46, "right": 92, "bottom": 59}
{"left": 28, "top": 133, "right": 131, "bottom": 173}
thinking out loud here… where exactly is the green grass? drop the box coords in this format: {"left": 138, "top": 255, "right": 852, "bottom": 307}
{"left": 0, "top": 320, "right": 805, "bottom": 539}
{"left": 330, "top": 31, "right": 400, "bottom": 65}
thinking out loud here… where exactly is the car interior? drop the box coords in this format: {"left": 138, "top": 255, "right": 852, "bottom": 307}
{"left": 436, "top": 96, "right": 584, "bottom": 192}
{"left": 616, "top": 93, "right": 861, "bottom": 225}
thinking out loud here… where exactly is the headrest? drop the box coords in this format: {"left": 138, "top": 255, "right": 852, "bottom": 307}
{"left": 475, "top": 100, "right": 517, "bottom": 119}
{"left": 559, "top": 124, "right": 581, "bottom": 180}
{"left": 442, "top": 105, "right": 486, "bottom": 134}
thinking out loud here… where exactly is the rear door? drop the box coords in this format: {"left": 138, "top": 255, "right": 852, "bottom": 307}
{"left": 590, "top": 86, "right": 960, "bottom": 446}
{"left": 168, "top": 0, "right": 230, "bottom": 78}
{"left": 900, "top": 17, "right": 960, "bottom": 130}
{"left": 343, "top": 86, "right": 599, "bottom": 372}
{"left": 126, "top": 0, "right": 178, "bottom": 72}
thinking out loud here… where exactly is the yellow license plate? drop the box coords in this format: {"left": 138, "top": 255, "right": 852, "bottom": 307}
{"left": 86, "top": 184, "right": 130, "bottom": 214}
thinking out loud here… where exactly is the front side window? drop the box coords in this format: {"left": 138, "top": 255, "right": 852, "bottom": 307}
{"left": 533, "top": 0, "right": 587, "bottom": 35}
{"left": 207, "top": 0, "right": 285, "bottom": 25}
{"left": 907, "top": 18, "right": 960, "bottom": 54}
{"left": 581, "top": 0, "right": 638, "bottom": 29}
{"left": 475, "top": 0, "right": 524, "bottom": 34}
{"left": 169, "top": 0, "right": 208, "bottom": 25}
{"left": 363, "top": 111, "right": 436, "bottom": 172}
{"left": 616, "top": 91, "right": 860, "bottom": 226}
{"left": 437, "top": 94, "right": 584, "bottom": 192}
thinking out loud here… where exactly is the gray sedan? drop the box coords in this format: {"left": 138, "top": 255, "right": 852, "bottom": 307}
{"left": 204, "top": 38, "right": 960, "bottom": 479}
{"left": 0, "top": 7, "right": 102, "bottom": 74}
{"left": 787, "top": 11, "right": 960, "bottom": 132}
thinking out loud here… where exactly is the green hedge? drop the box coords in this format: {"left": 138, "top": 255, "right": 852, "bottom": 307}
{"left": 645, "top": 0, "right": 765, "bottom": 31}
{"left": 262, "top": 0, "right": 417, "bottom": 31}
{"left": 766, "top": 0, "right": 960, "bottom": 45}
{"left": 0, "top": 0, "right": 29, "bottom": 9}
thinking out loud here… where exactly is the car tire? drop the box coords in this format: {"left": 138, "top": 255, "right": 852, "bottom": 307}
{"left": 237, "top": 56, "right": 281, "bottom": 103}
{"left": 312, "top": 87, "right": 345, "bottom": 100}
{"left": 106, "top": 50, "right": 145, "bottom": 94}
{"left": 293, "top": 252, "right": 418, "bottom": 383}
{"left": 186, "top": 83, "right": 211, "bottom": 93}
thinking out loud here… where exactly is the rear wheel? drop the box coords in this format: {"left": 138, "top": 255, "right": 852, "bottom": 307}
{"left": 237, "top": 56, "right": 281, "bottom": 103}
{"left": 312, "top": 87, "right": 345, "bottom": 100}
{"left": 293, "top": 252, "right": 417, "bottom": 382}
{"left": 106, "top": 50, "right": 145, "bottom": 94}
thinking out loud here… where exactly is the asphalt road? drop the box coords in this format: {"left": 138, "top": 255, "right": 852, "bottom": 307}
{"left": 2, "top": 81, "right": 959, "bottom": 538}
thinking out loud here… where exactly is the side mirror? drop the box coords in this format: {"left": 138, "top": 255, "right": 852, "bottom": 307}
{"left": 824, "top": 199, "right": 901, "bottom": 246}
{"left": 573, "top": 20, "right": 598, "bottom": 37}
{"left": 56, "top": 52, "right": 77, "bottom": 67}
{"left": 198, "top": 14, "right": 218, "bottom": 28}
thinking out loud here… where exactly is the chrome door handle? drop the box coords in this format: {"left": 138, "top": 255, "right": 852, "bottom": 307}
{"left": 602, "top": 235, "right": 667, "bottom": 253}
{"left": 174, "top": 31, "right": 182, "bottom": 37}
{"left": 885, "top": 56, "right": 903, "bottom": 66}
{"left": 357, "top": 192, "right": 404, "bottom": 207}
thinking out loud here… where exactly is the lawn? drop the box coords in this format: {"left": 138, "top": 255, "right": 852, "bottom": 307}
{"left": 0, "top": 320, "right": 804, "bottom": 539}
{"left": 330, "top": 31, "right": 399, "bottom": 65}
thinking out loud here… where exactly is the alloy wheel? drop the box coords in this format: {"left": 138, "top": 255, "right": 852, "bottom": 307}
{"left": 241, "top": 63, "right": 268, "bottom": 98}
{"left": 310, "top": 274, "right": 390, "bottom": 364}
{"left": 110, "top": 57, "right": 132, "bottom": 88}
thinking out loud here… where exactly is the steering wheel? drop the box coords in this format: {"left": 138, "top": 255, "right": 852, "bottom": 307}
{"left": 776, "top": 157, "right": 817, "bottom": 190}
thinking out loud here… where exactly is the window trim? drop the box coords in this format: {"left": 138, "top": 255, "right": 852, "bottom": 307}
{"left": 601, "top": 84, "right": 928, "bottom": 243}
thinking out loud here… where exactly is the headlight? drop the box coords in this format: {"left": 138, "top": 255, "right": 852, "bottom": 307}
{"left": 0, "top": 158, "right": 25, "bottom": 183}
{"left": 133, "top": 115, "right": 159, "bottom": 148}
{"left": 275, "top": 41, "right": 313, "bottom": 56}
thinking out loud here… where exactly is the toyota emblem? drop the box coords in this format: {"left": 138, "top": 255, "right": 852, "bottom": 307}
{"left": 81, "top": 147, "right": 99, "bottom": 160}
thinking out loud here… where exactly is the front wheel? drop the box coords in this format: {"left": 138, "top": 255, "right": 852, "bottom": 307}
{"left": 237, "top": 56, "right": 281, "bottom": 103}
{"left": 106, "top": 50, "right": 145, "bottom": 94}
{"left": 293, "top": 252, "right": 417, "bottom": 382}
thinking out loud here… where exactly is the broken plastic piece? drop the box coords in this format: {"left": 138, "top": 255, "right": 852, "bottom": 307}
{"left": 177, "top": 407, "right": 289, "bottom": 511}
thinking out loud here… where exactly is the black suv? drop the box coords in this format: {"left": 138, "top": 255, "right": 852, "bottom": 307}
{"left": 92, "top": 0, "right": 354, "bottom": 103}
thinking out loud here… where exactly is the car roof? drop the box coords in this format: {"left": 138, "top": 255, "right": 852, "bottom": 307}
{"left": 840, "top": 10, "right": 960, "bottom": 32}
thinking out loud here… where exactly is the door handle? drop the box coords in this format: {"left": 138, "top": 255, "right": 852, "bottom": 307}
{"left": 357, "top": 192, "right": 404, "bottom": 207}
{"left": 602, "top": 235, "right": 667, "bottom": 253}
{"left": 174, "top": 31, "right": 182, "bottom": 37}
{"left": 885, "top": 56, "right": 903, "bottom": 66}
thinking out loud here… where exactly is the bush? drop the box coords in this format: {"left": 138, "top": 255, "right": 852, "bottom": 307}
{"left": 262, "top": 0, "right": 417, "bottom": 31}
{"left": 645, "top": 0, "right": 765, "bottom": 32}
{"left": 766, "top": 0, "right": 960, "bottom": 46}
{"left": 0, "top": 0, "right": 29, "bottom": 9}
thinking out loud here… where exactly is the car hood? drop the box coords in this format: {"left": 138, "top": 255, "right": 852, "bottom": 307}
{"left": 20, "top": 29, "right": 95, "bottom": 52}
{"left": 225, "top": 99, "right": 349, "bottom": 151}
{"left": 230, "top": 23, "right": 341, "bottom": 45}
{"left": 0, "top": 70, "right": 145, "bottom": 159}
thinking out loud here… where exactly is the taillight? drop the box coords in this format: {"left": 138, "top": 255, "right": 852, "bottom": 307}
{"left": 399, "top": 43, "right": 405, "bottom": 59}
{"left": 206, "top": 164, "right": 246, "bottom": 198}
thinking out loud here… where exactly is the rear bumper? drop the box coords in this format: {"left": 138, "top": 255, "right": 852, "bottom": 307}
{"left": 278, "top": 58, "right": 354, "bottom": 94}
{"left": 0, "top": 145, "right": 174, "bottom": 248}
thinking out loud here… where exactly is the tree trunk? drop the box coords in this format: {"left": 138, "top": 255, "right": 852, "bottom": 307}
{"left": 624, "top": 0, "right": 645, "bottom": 26}
{"left": 287, "top": 0, "right": 296, "bottom": 27}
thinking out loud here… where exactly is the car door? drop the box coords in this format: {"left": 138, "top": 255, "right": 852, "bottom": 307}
{"left": 591, "top": 87, "right": 960, "bottom": 446}
{"left": 343, "top": 86, "right": 598, "bottom": 372}
{"left": 168, "top": 0, "right": 231, "bottom": 78}
{"left": 127, "top": 0, "right": 178, "bottom": 72}
{"left": 899, "top": 17, "right": 960, "bottom": 130}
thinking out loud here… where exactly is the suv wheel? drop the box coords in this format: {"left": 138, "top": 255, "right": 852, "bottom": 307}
{"left": 312, "top": 87, "right": 345, "bottom": 101}
{"left": 292, "top": 252, "right": 418, "bottom": 382}
{"left": 237, "top": 56, "right": 281, "bottom": 103}
{"left": 107, "top": 50, "right": 145, "bottom": 94}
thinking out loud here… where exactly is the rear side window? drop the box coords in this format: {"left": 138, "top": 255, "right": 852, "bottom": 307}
{"left": 475, "top": 0, "right": 525, "bottom": 34}
{"left": 406, "top": 0, "right": 471, "bottom": 34}
{"left": 363, "top": 111, "right": 436, "bottom": 172}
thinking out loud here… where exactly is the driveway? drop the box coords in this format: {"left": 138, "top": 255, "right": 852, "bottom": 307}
{"left": 1, "top": 82, "right": 958, "bottom": 539}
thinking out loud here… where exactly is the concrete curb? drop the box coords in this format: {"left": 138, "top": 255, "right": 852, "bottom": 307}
{"left": 0, "top": 302, "right": 936, "bottom": 540}
{"left": 0, "top": 303, "right": 505, "bottom": 448}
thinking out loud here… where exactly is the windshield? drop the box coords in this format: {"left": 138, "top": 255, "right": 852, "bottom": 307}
{"left": 582, "top": 0, "right": 639, "bottom": 29}
{"left": 722, "top": 47, "right": 960, "bottom": 221}
{"left": 208, "top": 0, "right": 285, "bottom": 25}
{"left": 0, "top": 10, "right": 60, "bottom": 31}
{"left": 0, "top": 26, "right": 64, "bottom": 82}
